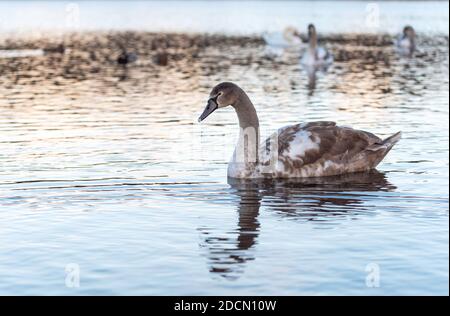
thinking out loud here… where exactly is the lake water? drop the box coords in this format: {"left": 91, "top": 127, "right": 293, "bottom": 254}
{"left": 0, "top": 1, "right": 448, "bottom": 295}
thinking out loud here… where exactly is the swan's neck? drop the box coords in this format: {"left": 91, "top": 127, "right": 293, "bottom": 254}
{"left": 233, "top": 91, "right": 259, "bottom": 131}
{"left": 409, "top": 36, "right": 416, "bottom": 50}
{"left": 229, "top": 90, "right": 260, "bottom": 178}
{"left": 309, "top": 32, "right": 318, "bottom": 53}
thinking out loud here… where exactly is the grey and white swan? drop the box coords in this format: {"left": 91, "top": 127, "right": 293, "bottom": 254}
{"left": 198, "top": 82, "right": 401, "bottom": 179}
{"left": 301, "top": 24, "right": 333, "bottom": 68}
{"left": 396, "top": 25, "right": 416, "bottom": 56}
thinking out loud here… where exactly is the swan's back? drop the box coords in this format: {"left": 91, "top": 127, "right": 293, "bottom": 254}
{"left": 301, "top": 47, "right": 333, "bottom": 67}
{"left": 259, "top": 121, "right": 400, "bottom": 178}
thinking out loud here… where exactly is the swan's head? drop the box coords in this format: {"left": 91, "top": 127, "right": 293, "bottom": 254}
{"left": 198, "top": 82, "right": 240, "bottom": 122}
{"left": 403, "top": 25, "right": 416, "bottom": 39}
{"left": 307, "top": 24, "right": 317, "bottom": 38}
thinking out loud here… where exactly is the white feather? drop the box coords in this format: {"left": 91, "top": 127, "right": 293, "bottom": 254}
{"left": 284, "top": 130, "right": 320, "bottom": 159}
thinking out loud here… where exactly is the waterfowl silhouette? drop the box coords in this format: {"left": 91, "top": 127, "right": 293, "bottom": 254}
{"left": 43, "top": 44, "right": 65, "bottom": 55}
{"left": 117, "top": 51, "right": 138, "bottom": 65}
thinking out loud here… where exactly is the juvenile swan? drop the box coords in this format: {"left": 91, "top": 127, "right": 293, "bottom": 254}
{"left": 198, "top": 82, "right": 401, "bottom": 179}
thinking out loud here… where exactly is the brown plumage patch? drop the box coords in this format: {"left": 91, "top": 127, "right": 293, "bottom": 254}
{"left": 260, "top": 121, "right": 390, "bottom": 178}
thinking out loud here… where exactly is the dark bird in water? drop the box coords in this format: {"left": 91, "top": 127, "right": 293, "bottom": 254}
{"left": 43, "top": 44, "right": 65, "bottom": 54}
{"left": 117, "top": 51, "right": 138, "bottom": 65}
{"left": 153, "top": 51, "right": 169, "bottom": 66}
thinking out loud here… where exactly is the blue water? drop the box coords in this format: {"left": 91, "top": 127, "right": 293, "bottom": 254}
{"left": 0, "top": 1, "right": 448, "bottom": 295}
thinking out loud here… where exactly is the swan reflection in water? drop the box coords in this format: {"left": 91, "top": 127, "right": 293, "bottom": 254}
{"left": 301, "top": 63, "right": 335, "bottom": 96}
{"left": 198, "top": 170, "right": 396, "bottom": 279}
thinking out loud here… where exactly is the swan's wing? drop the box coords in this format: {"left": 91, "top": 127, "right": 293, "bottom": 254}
{"left": 298, "top": 34, "right": 309, "bottom": 43}
{"left": 301, "top": 47, "right": 333, "bottom": 67}
{"left": 263, "top": 32, "right": 288, "bottom": 47}
{"left": 260, "top": 122, "right": 386, "bottom": 177}
{"left": 396, "top": 35, "right": 409, "bottom": 48}
{"left": 317, "top": 47, "right": 328, "bottom": 59}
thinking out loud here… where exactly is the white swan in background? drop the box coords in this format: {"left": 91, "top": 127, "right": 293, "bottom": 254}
{"left": 301, "top": 24, "right": 333, "bottom": 68}
{"left": 0, "top": 44, "right": 66, "bottom": 59}
{"left": 198, "top": 82, "right": 401, "bottom": 179}
{"left": 263, "top": 26, "right": 303, "bottom": 57}
{"left": 0, "top": 49, "right": 44, "bottom": 58}
{"left": 396, "top": 25, "right": 416, "bottom": 56}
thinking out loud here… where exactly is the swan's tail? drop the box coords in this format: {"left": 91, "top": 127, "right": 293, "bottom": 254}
{"left": 365, "top": 131, "right": 402, "bottom": 169}
{"left": 382, "top": 131, "right": 402, "bottom": 148}
{"left": 379, "top": 131, "right": 402, "bottom": 163}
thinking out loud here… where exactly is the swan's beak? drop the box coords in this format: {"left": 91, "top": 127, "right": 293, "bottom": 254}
{"left": 198, "top": 98, "right": 218, "bottom": 122}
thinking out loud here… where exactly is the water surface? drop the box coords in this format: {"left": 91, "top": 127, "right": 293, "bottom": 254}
{"left": 0, "top": 2, "right": 448, "bottom": 296}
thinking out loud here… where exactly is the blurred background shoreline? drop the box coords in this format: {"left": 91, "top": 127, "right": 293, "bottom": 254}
{"left": 0, "top": 0, "right": 448, "bottom": 39}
